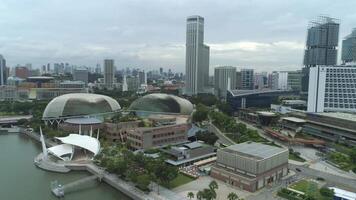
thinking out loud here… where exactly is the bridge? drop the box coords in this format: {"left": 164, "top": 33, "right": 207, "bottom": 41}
{"left": 51, "top": 173, "right": 103, "bottom": 198}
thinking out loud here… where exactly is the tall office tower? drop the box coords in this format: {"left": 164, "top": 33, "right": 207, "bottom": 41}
{"left": 214, "top": 66, "right": 236, "bottom": 99}
{"left": 104, "top": 59, "right": 115, "bottom": 88}
{"left": 138, "top": 70, "right": 146, "bottom": 85}
{"left": 342, "top": 29, "right": 356, "bottom": 64}
{"left": 73, "top": 68, "right": 89, "bottom": 84}
{"left": 302, "top": 16, "right": 340, "bottom": 92}
{"left": 47, "top": 63, "right": 51, "bottom": 73}
{"left": 0, "top": 55, "right": 6, "bottom": 85}
{"left": 308, "top": 65, "right": 356, "bottom": 113}
{"left": 185, "top": 15, "right": 210, "bottom": 95}
{"left": 235, "top": 71, "right": 241, "bottom": 89}
{"left": 240, "top": 69, "right": 254, "bottom": 90}
{"left": 159, "top": 67, "right": 163, "bottom": 75}
{"left": 42, "top": 65, "right": 46, "bottom": 74}
{"left": 95, "top": 64, "right": 101, "bottom": 74}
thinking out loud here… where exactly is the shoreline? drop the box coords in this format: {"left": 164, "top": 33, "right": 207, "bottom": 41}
{"left": 19, "top": 128, "right": 156, "bottom": 200}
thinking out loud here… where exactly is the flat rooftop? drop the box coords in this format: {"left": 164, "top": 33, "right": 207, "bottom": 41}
{"left": 282, "top": 117, "right": 306, "bottom": 123}
{"left": 257, "top": 111, "right": 276, "bottom": 116}
{"left": 312, "top": 112, "right": 356, "bottom": 123}
{"left": 222, "top": 142, "right": 287, "bottom": 160}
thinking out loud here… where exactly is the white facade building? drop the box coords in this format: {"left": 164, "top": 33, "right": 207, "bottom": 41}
{"left": 308, "top": 65, "right": 356, "bottom": 113}
{"left": 185, "top": 15, "right": 210, "bottom": 95}
{"left": 214, "top": 66, "right": 236, "bottom": 99}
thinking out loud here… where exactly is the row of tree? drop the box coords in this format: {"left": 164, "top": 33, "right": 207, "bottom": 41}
{"left": 187, "top": 181, "right": 243, "bottom": 200}
{"left": 95, "top": 144, "right": 178, "bottom": 191}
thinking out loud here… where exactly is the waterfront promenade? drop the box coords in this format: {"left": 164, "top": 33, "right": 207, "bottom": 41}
{"left": 21, "top": 128, "right": 187, "bottom": 200}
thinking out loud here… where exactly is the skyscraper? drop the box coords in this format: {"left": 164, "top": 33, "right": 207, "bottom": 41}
{"left": 104, "top": 59, "right": 115, "bottom": 88}
{"left": 302, "top": 16, "right": 340, "bottom": 92}
{"left": 214, "top": 66, "right": 236, "bottom": 99}
{"left": 0, "top": 55, "right": 6, "bottom": 85}
{"left": 341, "top": 28, "right": 356, "bottom": 64}
{"left": 185, "top": 15, "right": 210, "bottom": 95}
{"left": 240, "top": 69, "right": 254, "bottom": 90}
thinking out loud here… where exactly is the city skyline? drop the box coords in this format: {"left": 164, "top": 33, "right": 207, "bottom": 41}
{"left": 1, "top": 1, "right": 356, "bottom": 73}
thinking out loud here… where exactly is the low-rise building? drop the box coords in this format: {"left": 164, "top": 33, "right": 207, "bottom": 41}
{"left": 104, "top": 121, "right": 141, "bottom": 143}
{"left": 127, "top": 122, "right": 190, "bottom": 150}
{"left": 211, "top": 142, "right": 288, "bottom": 192}
{"left": 303, "top": 112, "right": 356, "bottom": 146}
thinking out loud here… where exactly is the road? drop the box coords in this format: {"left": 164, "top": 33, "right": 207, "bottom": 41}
{"left": 206, "top": 123, "right": 235, "bottom": 146}
{"left": 289, "top": 163, "right": 356, "bottom": 191}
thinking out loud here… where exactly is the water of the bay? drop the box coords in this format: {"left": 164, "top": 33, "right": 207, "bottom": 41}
{"left": 0, "top": 133, "right": 131, "bottom": 200}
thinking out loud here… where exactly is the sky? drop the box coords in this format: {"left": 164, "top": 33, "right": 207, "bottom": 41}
{"left": 1, "top": 0, "right": 356, "bottom": 73}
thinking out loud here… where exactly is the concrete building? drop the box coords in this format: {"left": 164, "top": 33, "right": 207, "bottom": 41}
{"left": 126, "top": 76, "right": 140, "bottom": 91}
{"left": 15, "top": 66, "right": 30, "bottom": 79}
{"left": 236, "top": 71, "right": 242, "bottom": 89}
{"left": 127, "top": 117, "right": 190, "bottom": 150}
{"left": 303, "top": 112, "right": 356, "bottom": 146}
{"left": 241, "top": 69, "right": 254, "bottom": 90}
{"left": 302, "top": 16, "right": 340, "bottom": 93}
{"left": 287, "top": 70, "right": 302, "bottom": 91}
{"left": 211, "top": 142, "right": 288, "bottom": 192}
{"left": 307, "top": 65, "right": 356, "bottom": 113}
{"left": 104, "top": 59, "right": 115, "bottom": 89}
{"left": 214, "top": 66, "right": 236, "bottom": 99}
{"left": 138, "top": 70, "right": 147, "bottom": 85}
{"left": 254, "top": 72, "right": 267, "bottom": 90}
{"left": 185, "top": 15, "right": 210, "bottom": 95}
{"left": 0, "top": 55, "right": 7, "bottom": 86}
{"left": 342, "top": 28, "right": 356, "bottom": 64}
{"left": 73, "top": 68, "right": 88, "bottom": 84}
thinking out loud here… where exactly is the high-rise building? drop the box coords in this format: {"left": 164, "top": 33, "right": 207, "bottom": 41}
{"left": 287, "top": 70, "right": 302, "bottom": 91}
{"left": 47, "top": 63, "right": 51, "bottom": 73}
{"left": 214, "top": 66, "right": 236, "bottom": 99}
{"left": 241, "top": 69, "right": 254, "bottom": 90}
{"left": 138, "top": 70, "right": 146, "bottom": 85}
{"left": 302, "top": 16, "right": 340, "bottom": 92}
{"left": 73, "top": 68, "right": 89, "bottom": 84}
{"left": 235, "top": 71, "right": 241, "bottom": 89}
{"left": 254, "top": 72, "right": 267, "bottom": 90}
{"left": 307, "top": 65, "right": 356, "bottom": 113}
{"left": 341, "top": 28, "right": 356, "bottom": 64}
{"left": 104, "top": 59, "right": 115, "bottom": 88}
{"left": 0, "top": 55, "right": 6, "bottom": 85}
{"left": 185, "top": 15, "right": 210, "bottom": 95}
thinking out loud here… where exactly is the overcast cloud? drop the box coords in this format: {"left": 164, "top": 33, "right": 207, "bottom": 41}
{"left": 1, "top": 0, "right": 356, "bottom": 73}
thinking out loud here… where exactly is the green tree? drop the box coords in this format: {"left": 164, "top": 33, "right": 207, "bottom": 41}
{"left": 227, "top": 192, "right": 239, "bottom": 200}
{"left": 209, "top": 180, "right": 218, "bottom": 191}
{"left": 136, "top": 174, "right": 151, "bottom": 191}
{"left": 349, "top": 147, "right": 356, "bottom": 163}
{"left": 193, "top": 103, "right": 209, "bottom": 123}
{"left": 319, "top": 187, "right": 334, "bottom": 199}
{"left": 196, "top": 191, "right": 204, "bottom": 200}
{"left": 187, "top": 192, "right": 194, "bottom": 200}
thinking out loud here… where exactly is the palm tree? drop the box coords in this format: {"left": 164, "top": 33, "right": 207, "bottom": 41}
{"left": 209, "top": 180, "right": 219, "bottom": 191}
{"left": 227, "top": 192, "right": 239, "bottom": 200}
{"left": 197, "top": 191, "right": 204, "bottom": 200}
{"left": 187, "top": 192, "right": 194, "bottom": 200}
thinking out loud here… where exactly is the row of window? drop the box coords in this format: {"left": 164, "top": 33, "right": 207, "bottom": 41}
{"left": 152, "top": 136, "right": 186, "bottom": 145}
{"left": 325, "top": 103, "right": 356, "bottom": 109}
{"left": 324, "top": 98, "right": 356, "bottom": 103}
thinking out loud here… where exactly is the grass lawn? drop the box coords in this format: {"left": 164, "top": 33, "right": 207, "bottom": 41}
{"left": 166, "top": 173, "right": 196, "bottom": 189}
{"left": 290, "top": 180, "right": 323, "bottom": 199}
{"left": 289, "top": 153, "right": 306, "bottom": 162}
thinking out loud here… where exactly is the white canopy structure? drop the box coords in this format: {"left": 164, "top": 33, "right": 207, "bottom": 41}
{"left": 44, "top": 134, "right": 101, "bottom": 161}
{"left": 47, "top": 144, "right": 74, "bottom": 161}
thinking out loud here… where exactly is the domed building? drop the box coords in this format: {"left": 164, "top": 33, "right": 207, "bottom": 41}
{"left": 43, "top": 93, "right": 120, "bottom": 124}
{"left": 129, "top": 93, "right": 193, "bottom": 115}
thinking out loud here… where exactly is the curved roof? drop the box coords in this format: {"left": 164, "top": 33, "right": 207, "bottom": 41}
{"left": 129, "top": 93, "right": 193, "bottom": 115}
{"left": 43, "top": 93, "right": 120, "bottom": 119}
{"left": 55, "top": 134, "right": 100, "bottom": 155}
{"left": 47, "top": 144, "right": 74, "bottom": 160}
